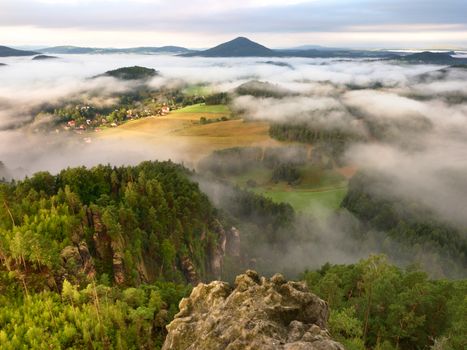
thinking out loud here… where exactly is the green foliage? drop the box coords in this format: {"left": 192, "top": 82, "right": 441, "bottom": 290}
{"left": 235, "top": 80, "right": 292, "bottom": 98}
{"left": 205, "top": 92, "right": 230, "bottom": 105}
{"left": 173, "top": 103, "right": 230, "bottom": 114}
{"left": 271, "top": 163, "right": 301, "bottom": 185}
{"left": 0, "top": 161, "right": 220, "bottom": 289}
{"left": 302, "top": 255, "right": 467, "bottom": 350}
{"left": 0, "top": 279, "right": 189, "bottom": 349}
{"left": 102, "top": 66, "right": 159, "bottom": 80}
{"left": 269, "top": 122, "right": 360, "bottom": 163}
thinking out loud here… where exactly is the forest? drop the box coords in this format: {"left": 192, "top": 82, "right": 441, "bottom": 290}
{"left": 0, "top": 161, "right": 224, "bottom": 291}
{"left": 303, "top": 255, "right": 466, "bottom": 350}
{"left": 0, "top": 161, "right": 466, "bottom": 349}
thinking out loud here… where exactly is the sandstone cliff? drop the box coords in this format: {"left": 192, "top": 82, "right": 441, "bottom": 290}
{"left": 163, "top": 270, "right": 345, "bottom": 350}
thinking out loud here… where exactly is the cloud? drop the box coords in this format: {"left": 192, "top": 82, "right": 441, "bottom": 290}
{"left": 1, "top": 0, "right": 467, "bottom": 48}
{"left": 1, "top": 53, "right": 466, "bottom": 278}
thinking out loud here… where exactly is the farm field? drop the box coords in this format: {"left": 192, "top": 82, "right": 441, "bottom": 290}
{"left": 254, "top": 187, "right": 347, "bottom": 215}
{"left": 172, "top": 103, "right": 230, "bottom": 114}
{"left": 100, "top": 103, "right": 278, "bottom": 164}
{"left": 222, "top": 164, "right": 349, "bottom": 214}
{"left": 102, "top": 102, "right": 351, "bottom": 214}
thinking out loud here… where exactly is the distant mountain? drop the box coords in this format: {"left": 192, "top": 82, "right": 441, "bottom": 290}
{"left": 97, "top": 66, "right": 159, "bottom": 80}
{"left": 40, "top": 46, "right": 96, "bottom": 54}
{"left": 32, "top": 54, "right": 58, "bottom": 60}
{"left": 0, "top": 63, "right": 6, "bottom": 66}
{"left": 285, "top": 44, "right": 342, "bottom": 51}
{"left": 124, "top": 46, "right": 193, "bottom": 54}
{"left": 413, "top": 64, "right": 467, "bottom": 84}
{"left": 0, "top": 45, "right": 38, "bottom": 57}
{"left": 41, "top": 45, "right": 192, "bottom": 55}
{"left": 396, "top": 51, "right": 467, "bottom": 65}
{"left": 182, "top": 37, "right": 276, "bottom": 57}
{"left": 277, "top": 48, "right": 397, "bottom": 59}
{"left": 183, "top": 37, "right": 397, "bottom": 59}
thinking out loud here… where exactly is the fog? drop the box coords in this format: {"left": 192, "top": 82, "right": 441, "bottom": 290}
{"left": 1, "top": 53, "right": 466, "bottom": 276}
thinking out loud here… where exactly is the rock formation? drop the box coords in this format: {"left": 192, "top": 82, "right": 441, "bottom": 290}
{"left": 163, "top": 270, "right": 345, "bottom": 350}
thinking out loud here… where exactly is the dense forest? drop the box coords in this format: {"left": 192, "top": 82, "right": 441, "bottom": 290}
{"left": 235, "top": 80, "right": 295, "bottom": 98}
{"left": 269, "top": 122, "right": 361, "bottom": 163}
{"left": 0, "top": 161, "right": 466, "bottom": 348}
{"left": 98, "top": 66, "right": 159, "bottom": 80}
{"left": 0, "top": 161, "right": 226, "bottom": 291}
{"left": 0, "top": 161, "right": 298, "bottom": 348}
{"left": 0, "top": 277, "right": 189, "bottom": 349}
{"left": 303, "top": 255, "right": 466, "bottom": 350}
{"left": 198, "top": 146, "right": 309, "bottom": 178}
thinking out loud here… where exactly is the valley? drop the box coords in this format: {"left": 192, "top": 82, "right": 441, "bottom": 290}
{"left": 0, "top": 32, "right": 466, "bottom": 350}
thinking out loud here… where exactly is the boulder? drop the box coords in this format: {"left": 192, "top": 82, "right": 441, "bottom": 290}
{"left": 163, "top": 270, "right": 344, "bottom": 350}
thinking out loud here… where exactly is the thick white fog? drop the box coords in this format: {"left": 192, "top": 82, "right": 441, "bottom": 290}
{"left": 1, "top": 54, "right": 467, "bottom": 233}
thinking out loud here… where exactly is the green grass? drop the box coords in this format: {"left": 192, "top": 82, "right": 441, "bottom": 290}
{"left": 174, "top": 103, "right": 230, "bottom": 114}
{"left": 254, "top": 187, "right": 347, "bottom": 215}
{"left": 297, "top": 165, "right": 347, "bottom": 189}
{"left": 230, "top": 166, "right": 271, "bottom": 186}
{"left": 182, "top": 85, "right": 211, "bottom": 96}
{"left": 228, "top": 165, "right": 348, "bottom": 215}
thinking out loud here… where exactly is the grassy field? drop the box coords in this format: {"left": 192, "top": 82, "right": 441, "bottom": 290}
{"left": 173, "top": 103, "right": 230, "bottom": 114}
{"left": 101, "top": 102, "right": 352, "bottom": 213}
{"left": 225, "top": 164, "right": 348, "bottom": 214}
{"left": 100, "top": 104, "right": 277, "bottom": 164}
{"left": 181, "top": 85, "right": 211, "bottom": 96}
{"left": 254, "top": 187, "right": 347, "bottom": 215}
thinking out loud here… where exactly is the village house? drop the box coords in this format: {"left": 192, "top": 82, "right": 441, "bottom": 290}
{"left": 161, "top": 105, "right": 170, "bottom": 115}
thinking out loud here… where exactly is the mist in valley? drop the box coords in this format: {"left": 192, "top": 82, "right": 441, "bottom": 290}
{"left": 1, "top": 54, "right": 466, "bottom": 278}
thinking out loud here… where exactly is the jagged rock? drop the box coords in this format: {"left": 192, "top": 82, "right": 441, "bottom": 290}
{"left": 162, "top": 270, "right": 345, "bottom": 350}
{"left": 181, "top": 256, "right": 199, "bottom": 285}
{"left": 60, "top": 241, "right": 96, "bottom": 282}
{"left": 112, "top": 251, "right": 125, "bottom": 284}
{"left": 77, "top": 242, "right": 96, "bottom": 278}
{"left": 89, "top": 209, "right": 113, "bottom": 261}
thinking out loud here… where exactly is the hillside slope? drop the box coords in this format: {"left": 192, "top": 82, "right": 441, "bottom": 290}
{"left": 0, "top": 45, "right": 38, "bottom": 57}
{"left": 0, "top": 161, "right": 230, "bottom": 290}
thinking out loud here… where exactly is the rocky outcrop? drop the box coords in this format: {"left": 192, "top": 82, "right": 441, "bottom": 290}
{"left": 60, "top": 241, "right": 96, "bottom": 284}
{"left": 181, "top": 256, "right": 199, "bottom": 285}
{"left": 163, "top": 270, "right": 344, "bottom": 350}
{"left": 210, "top": 220, "right": 227, "bottom": 279}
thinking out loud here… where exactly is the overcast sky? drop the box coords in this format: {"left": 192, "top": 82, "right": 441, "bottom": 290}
{"left": 1, "top": 0, "right": 466, "bottom": 49}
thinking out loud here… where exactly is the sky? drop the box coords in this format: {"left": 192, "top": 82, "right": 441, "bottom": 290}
{"left": 1, "top": 0, "right": 467, "bottom": 49}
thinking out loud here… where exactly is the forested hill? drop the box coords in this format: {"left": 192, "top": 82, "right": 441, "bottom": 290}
{"left": 0, "top": 45, "right": 38, "bottom": 57}
{"left": 98, "top": 66, "right": 159, "bottom": 80}
{"left": 0, "top": 161, "right": 227, "bottom": 291}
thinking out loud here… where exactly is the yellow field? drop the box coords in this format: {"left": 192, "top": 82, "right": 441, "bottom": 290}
{"left": 100, "top": 109, "right": 280, "bottom": 165}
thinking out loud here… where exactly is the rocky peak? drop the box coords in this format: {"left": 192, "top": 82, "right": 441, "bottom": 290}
{"left": 163, "top": 270, "right": 345, "bottom": 350}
